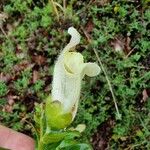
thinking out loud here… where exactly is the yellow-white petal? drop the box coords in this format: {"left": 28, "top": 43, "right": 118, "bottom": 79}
{"left": 75, "top": 124, "right": 86, "bottom": 133}
{"left": 64, "top": 52, "right": 83, "bottom": 75}
{"left": 63, "top": 27, "right": 81, "bottom": 53}
{"left": 82, "top": 63, "right": 101, "bottom": 77}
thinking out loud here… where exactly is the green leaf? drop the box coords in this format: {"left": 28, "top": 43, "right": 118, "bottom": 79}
{"left": 60, "top": 144, "right": 92, "bottom": 150}
{"left": 56, "top": 139, "right": 92, "bottom": 150}
{"left": 43, "top": 143, "right": 60, "bottom": 150}
{"left": 42, "top": 130, "right": 80, "bottom": 144}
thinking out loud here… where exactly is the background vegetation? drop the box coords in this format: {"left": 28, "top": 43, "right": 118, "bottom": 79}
{"left": 0, "top": 0, "right": 150, "bottom": 149}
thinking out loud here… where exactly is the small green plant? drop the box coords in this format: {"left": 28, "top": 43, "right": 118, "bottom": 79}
{"left": 0, "top": 82, "right": 8, "bottom": 97}
{"left": 14, "top": 69, "right": 32, "bottom": 93}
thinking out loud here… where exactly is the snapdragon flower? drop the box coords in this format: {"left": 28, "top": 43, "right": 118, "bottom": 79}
{"left": 46, "top": 27, "right": 100, "bottom": 129}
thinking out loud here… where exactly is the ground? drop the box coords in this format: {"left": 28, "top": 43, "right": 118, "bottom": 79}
{"left": 0, "top": 0, "right": 150, "bottom": 149}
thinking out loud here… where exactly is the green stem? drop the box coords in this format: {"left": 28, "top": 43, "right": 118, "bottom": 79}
{"left": 38, "top": 141, "right": 44, "bottom": 150}
{"left": 38, "top": 107, "right": 45, "bottom": 150}
{"left": 93, "top": 48, "right": 121, "bottom": 119}
{"left": 50, "top": 0, "right": 60, "bottom": 22}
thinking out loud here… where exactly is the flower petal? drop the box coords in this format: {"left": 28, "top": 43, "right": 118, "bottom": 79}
{"left": 82, "top": 63, "right": 101, "bottom": 77}
{"left": 64, "top": 52, "right": 84, "bottom": 75}
{"left": 63, "top": 27, "right": 81, "bottom": 53}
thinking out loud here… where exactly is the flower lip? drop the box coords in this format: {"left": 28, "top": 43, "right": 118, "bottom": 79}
{"left": 63, "top": 52, "right": 84, "bottom": 76}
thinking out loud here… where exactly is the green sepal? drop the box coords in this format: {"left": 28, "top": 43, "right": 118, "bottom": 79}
{"left": 45, "top": 97, "right": 72, "bottom": 129}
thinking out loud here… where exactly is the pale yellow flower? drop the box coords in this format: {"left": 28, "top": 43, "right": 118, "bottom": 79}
{"left": 52, "top": 27, "right": 100, "bottom": 119}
